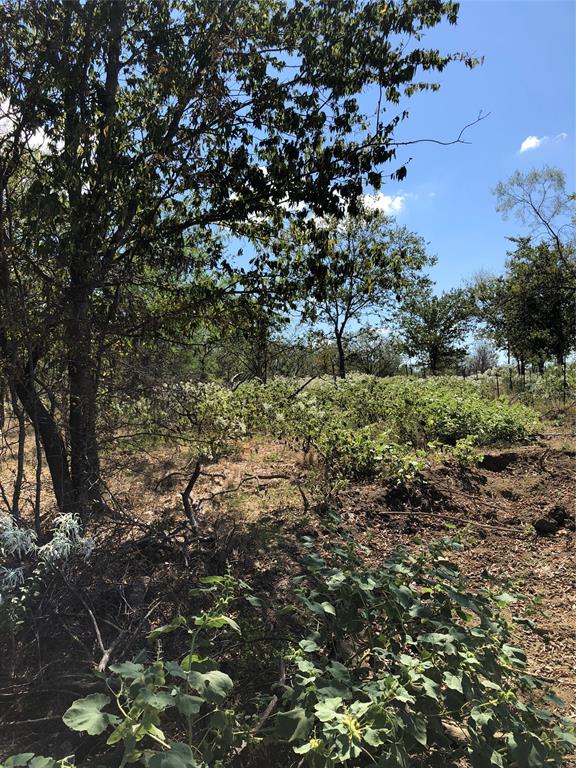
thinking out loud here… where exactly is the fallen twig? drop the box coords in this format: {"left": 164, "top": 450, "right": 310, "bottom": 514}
{"left": 373, "top": 509, "right": 522, "bottom": 533}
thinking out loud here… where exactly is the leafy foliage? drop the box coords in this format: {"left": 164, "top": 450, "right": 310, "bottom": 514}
{"left": 0, "top": 0, "right": 476, "bottom": 516}
{"left": 473, "top": 239, "right": 576, "bottom": 370}
{"left": 2, "top": 535, "right": 574, "bottom": 767}
{"left": 276, "top": 535, "right": 576, "bottom": 766}
{"left": 292, "top": 206, "right": 431, "bottom": 377}
{"left": 108, "top": 374, "right": 537, "bottom": 495}
{"left": 0, "top": 513, "right": 94, "bottom": 632}
{"left": 236, "top": 373, "right": 537, "bottom": 451}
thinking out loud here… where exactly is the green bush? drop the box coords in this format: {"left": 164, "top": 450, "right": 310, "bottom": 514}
{"left": 101, "top": 373, "right": 539, "bottom": 487}
{"left": 283, "top": 536, "right": 574, "bottom": 766}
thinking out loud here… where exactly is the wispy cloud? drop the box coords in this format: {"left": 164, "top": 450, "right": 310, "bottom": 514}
{"left": 362, "top": 192, "right": 406, "bottom": 216}
{"left": 519, "top": 133, "right": 568, "bottom": 153}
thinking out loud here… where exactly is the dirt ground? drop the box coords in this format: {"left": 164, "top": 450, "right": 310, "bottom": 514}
{"left": 338, "top": 436, "right": 576, "bottom": 714}
{"left": 0, "top": 429, "right": 574, "bottom": 763}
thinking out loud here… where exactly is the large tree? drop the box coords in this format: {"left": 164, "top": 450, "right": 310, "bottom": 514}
{"left": 396, "top": 288, "right": 472, "bottom": 374}
{"left": 347, "top": 327, "right": 401, "bottom": 377}
{"left": 494, "top": 167, "right": 575, "bottom": 265}
{"left": 491, "top": 167, "right": 576, "bottom": 371}
{"left": 473, "top": 238, "right": 576, "bottom": 372}
{"left": 296, "top": 206, "right": 431, "bottom": 378}
{"left": 0, "top": 0, "right": 475, "bottom": 516}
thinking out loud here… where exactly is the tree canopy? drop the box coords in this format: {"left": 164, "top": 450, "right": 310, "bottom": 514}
{"left": 0, "top": 0, "right": 473, "bottom": 515}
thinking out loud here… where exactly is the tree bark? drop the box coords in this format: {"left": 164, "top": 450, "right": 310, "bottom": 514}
{"left": 67, "top": 273, "right": 102, "bottom": 517}
{"left": 335, "top": 331, "right": 346, "bottom": 379}
{"left": 9, "top": 384, "right": 25, "bottom": 521}
{"left": 13, "top": 372, "right": 73, "bottom": 514}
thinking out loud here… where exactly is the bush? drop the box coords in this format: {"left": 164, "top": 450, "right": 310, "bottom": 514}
{"left": 99, "top": 373, "right": 539, "bottom": 488}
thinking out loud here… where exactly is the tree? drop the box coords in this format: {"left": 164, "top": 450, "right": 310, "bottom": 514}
{"left": 0, "top": 0, "right": 474, "bottom": 516}
{"left": 473, "top": 239, "right": 576, "bottom": 373}
{"left": 464, "top": 341, "right": 498, "bottom": 375}
{"left": 347, "top": 327, "right": 401, "bottom": 377}
{"left": 472, "top": 273, "right": 528, "bottom": 372}
{"left": 485, "top": 167, "right": 576, "bottom": 378}
{"left": 396, "top": 288, "right": 472, "bottom": 374}
{"left": 296, "top": 207, "right": 431, "bottom": 378}
{"left": 494, "top": 167, "right": 575, "bottom": 264}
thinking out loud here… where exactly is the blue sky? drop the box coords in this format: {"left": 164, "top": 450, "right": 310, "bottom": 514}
{"left": 365, "top": 0, "right": 575, "bottom": 292}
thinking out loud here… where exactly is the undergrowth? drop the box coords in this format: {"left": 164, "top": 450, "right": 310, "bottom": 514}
{"left": 2, "top": 521, "right": 573, "bottom": 768}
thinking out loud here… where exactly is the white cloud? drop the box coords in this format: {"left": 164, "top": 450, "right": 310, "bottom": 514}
{"left": 362, "top": 192, "right": 405, "bottom": 216}
{"left": 520, "top": 135, "right": 544, "bottom": 152}
{"left": 519, "top": 133, "right": 567, "bottom": 153}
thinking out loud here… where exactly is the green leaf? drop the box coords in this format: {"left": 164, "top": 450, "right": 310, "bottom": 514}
{"left": 28, "top": 760, "right": 56, "bottom": 768}
{"left": 275, "top": 707, "right": 313, "bottom": 742}
{"left": 199, "top": 576, "right": 226, "bottom": 585}
{"left": 392, "top": 584, "right": 414, "bottom": 608}
{"left": 418, "top": 632, "right": 457, "bottom": 655}
{"left": 421, "top": 676, "right": 439, "bottom": 700}
{"left": 194, "top": 614, "right": 241, "bottom": 633}
{"left": 62, "top": 693, "right": 120, "bottom": 735}
{"left": 553, "top": 727, "right": 576, "bottom": 746}
{"left": 3, "top": 755, "right": 35, "bottom": 767}
{"left": 314, "top": 697, "right": 342, "bottom": 722}
{"left": 407, "top": 714, "right": 427, "bottom": 746}
{"left": 180, "top": 654, "right": 213, "bottom": 672}
{"left": 109, "top": 661, "right": 144, "bottom": 679}
{"left": 137, "top": 690, "right": 175, "bottom": 711}
{"left": 490, "top": 750, "right": 505, "bottom": 767}
{"left": 299, "top": 638, "right": 320, "bottom": 652}
{"left": 495, "top": 592, "right": 517, "bottom": 605}
{"left": 175, "top": 693, "right": 204, "bottom": 716}
{"left": 187, "top": 670, "right": 233, "bottom": 704}
{"left": 408, "top": 604, "right": 433, "bottom": 619}
{"left": 501, "top": 644, "right": 527, "bottom": 668}
{"left": 507, "top": 732, "right": 549, "bottom": 768}
{"left": 148, "top": 742, "right": 198, "bottom": 768}
{"left": 245, "top": 594, "right": 263, "bottom": 608}
{"left": 470, "top": 706, "right": 494, "bottom": 729}
{"left": 293, "top": 741, "right": 314, "bottom": 754}
{"left": 363, "top": 727, "right": 384, "bottom": 747}
{"left": 443, "top": 671, "right": 463, "bottom": 693}
{"left": 165, "top": 661, "right": 187, "bottom": 679}
{"left": 148, "top": 616, "right": 188, "bottom": 640}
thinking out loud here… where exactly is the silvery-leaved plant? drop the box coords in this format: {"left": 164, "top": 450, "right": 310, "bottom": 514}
{"left": 0, "top": 515, "right": 37, "bottom": 557}
{"left": 0, "top": 565, "right": 25, "bottom": 590}
{"left": 1, "top": 513, "right": 94, "bottom": 626}
{"left": 37, "top": 513, "right": 95, "bottom": 562}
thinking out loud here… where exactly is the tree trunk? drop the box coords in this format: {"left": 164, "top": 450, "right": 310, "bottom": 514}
{"left": 255, "top": 315, "right": 269, "bottom": 383}
{"left": 13, "top": 372, "right": 73, "bottom": 514}
{"left": 0, "top": 380, "right": 5, "bottom": 432}
{"left": 67, "top": 268, "right": 102, "bottom": 517}
{"left": 335, "top": 331, "right": 346, "bottom": 379}
{"left": 9, "top": 384, "right": 25, "bottom": 521}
